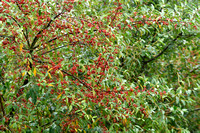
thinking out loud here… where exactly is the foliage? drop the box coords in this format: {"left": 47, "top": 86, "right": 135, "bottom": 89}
{"left": 0, "top": 0, "right": 199, "bottom": 132}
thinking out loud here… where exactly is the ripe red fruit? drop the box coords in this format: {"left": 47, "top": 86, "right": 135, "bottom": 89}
{"left": 117, "top": 6, "right": 122, "bottom": 10}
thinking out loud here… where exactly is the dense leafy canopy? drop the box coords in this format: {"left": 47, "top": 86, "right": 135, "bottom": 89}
{"left": 0, "top": 0, "right": 199, "bottom": 132}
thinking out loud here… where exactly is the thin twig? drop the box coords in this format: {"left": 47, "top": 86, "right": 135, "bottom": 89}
{"left": 33, "top": 33, "right": 72, "bottom": 50}
{"left": 40, "top": 41, "right": 86, "bottom": 55}
{"left": 143, "top": 32, "right": 182, "bottom": 64}
{"left": 0, "top": 35, "right": 14, "bottom": 38}
{"left": 30, "top": 10, "right": 65, "bottom": 50}
{"left": 62, "top": 70, "right": 93, "bottom": 90}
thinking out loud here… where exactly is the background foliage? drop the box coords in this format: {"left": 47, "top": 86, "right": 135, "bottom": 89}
{"left": 0, "top": 0, "right": 199, "bottom": 132}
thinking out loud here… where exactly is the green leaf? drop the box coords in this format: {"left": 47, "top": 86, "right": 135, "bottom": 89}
{"left": 26, "top": 85, "right": 39, "bottom": 104}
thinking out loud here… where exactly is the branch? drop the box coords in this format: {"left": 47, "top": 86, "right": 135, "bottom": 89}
{"left": 5, "top": 14, "right": 30, "bottom": 47}
{"left": 184, "top": 64, "right": 200, "bottom": 78}
{"left": 15, "top": 1, "right": 24, "bottom": 12}
{"left": 40, "top": 110, "right": 81, "bottom": 128}
{"left": 143, "top": 32, "right": 182, "bottom": 64}
{"left": 61, "top": 70, "right": 93, "bottom": 90}
{"left": 109, "top": 8, "right": 119, "bottom": 26}
{"left": 32, "top": 55, "right": 92, "bottom": 90}
{"left": 32, "top": 57, "right": 48, "bottom": 64}
{"left": 5, "top": 14, "right": 21, "bottom": 28}
{"left": 40, "top": 41, "right": 86, "bottom": 55}
{"left": 41, "top": 44, "right": 72, "bottom": 55}
{"left": 0, "top": 70, "right": 6, "bottom": 89}
{"left": 186, "top": 108, "right": 200, "bottom": 114}
{"left": 41, "top": 119, "right": 56, "bottom": 127}
{"left": 189, "top": 65, "right": 200, "bottom": 73}
{"left": 192, "top": 108, "right": 200, "bottom": 112}
{"left": 0, "top": 94, "right": 5, "bottom": 117}
{"left": 46, "top": 31, "right": 75, "bottom": 44}
{"left": 31, "top": 55, "right": 93, "bottom": 91}
{"left": 0, "top": 35, "right": 14, "bottom": 38}
{"left": 25, "top": 27, "right": 30, "bottom": 47}
{"left": 30, "top": 11, "right": 65, "bottom": 50}
{"left": 33, "top": 32, "right": 72, "bottom": 50}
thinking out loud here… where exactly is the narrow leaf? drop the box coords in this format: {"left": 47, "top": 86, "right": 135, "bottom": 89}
{"left": 33, "top": 68, "right": 36, "bottom": 77}
{"left": 20, "top": 43, "right": 23, "bottom": 52}
{"left": 57, "top": 93, "right": 62, "bottom": 99}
